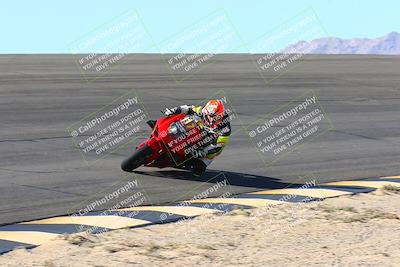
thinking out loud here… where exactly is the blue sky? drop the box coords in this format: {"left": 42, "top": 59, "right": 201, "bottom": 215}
{"left": 1, "top": 0, "right": 399, "bottom": 53}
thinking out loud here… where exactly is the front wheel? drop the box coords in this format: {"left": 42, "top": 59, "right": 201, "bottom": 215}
{"left": 121, "top": 145, "right": 153, "bottom": 172}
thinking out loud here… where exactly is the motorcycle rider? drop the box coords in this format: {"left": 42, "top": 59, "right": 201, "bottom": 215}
{"left": 163, "top": 99, "right": 231, "bottom": 176}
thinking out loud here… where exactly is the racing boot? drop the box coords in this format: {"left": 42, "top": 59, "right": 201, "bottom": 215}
{"left": 191, "top": 158, "right": 208, "bottom": 176}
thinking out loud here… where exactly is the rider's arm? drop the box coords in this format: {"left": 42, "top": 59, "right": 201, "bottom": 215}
{"left": 164, "top": 105, "right": 198, "bottom": 115}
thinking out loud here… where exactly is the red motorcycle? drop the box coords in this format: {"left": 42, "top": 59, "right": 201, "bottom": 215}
{"left": 121, "top": 113, "right": 214, "bottom": 173}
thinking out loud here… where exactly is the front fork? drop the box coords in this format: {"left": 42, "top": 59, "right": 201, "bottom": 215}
{"left": 137, "top": 138, "right": 163, "bottom": 165}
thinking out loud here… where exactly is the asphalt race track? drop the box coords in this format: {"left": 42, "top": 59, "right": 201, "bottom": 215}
{"left": 0, "top": 54, "right": 399, "bottom": 225}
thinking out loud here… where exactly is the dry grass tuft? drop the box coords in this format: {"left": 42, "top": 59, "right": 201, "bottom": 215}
{"left": 383, "top": 185, "right": 400, "bottom": 194}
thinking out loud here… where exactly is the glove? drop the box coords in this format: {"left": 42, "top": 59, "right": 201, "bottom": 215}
{"left": 164, "top": 107, "right": 177, "bottom": 116}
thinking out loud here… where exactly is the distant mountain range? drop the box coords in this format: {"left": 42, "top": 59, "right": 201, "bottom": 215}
{"left": 283, "top": 32, "right": 400, "bottom": 55}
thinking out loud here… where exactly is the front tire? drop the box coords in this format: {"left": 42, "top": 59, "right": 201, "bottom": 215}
{"left": 121, "top": 145, "right": 153, "bottom": 172}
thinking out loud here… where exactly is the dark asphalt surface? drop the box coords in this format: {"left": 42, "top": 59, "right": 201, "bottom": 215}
{"left": 0, "top": 54, "right": 399, "bottom": 225}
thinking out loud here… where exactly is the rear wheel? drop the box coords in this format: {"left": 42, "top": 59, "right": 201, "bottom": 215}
{"left": 121, "top": 145, "right": 153, "bottom": 172}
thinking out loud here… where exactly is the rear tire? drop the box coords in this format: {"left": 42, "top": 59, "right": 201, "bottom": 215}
{"left": 121, "top": 145, "right": 153, "bottom": 172}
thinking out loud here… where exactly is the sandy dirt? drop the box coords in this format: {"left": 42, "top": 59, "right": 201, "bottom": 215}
{"left": 1, "top": 186, "right": 400, "bottom": 267}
